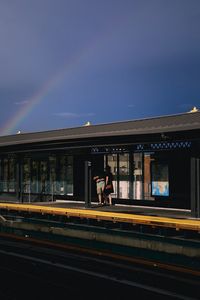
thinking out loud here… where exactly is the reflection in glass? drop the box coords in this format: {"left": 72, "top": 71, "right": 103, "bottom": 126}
{"left": 49, "top": 156, "right": 57, "bottom": 195}
{"left": 66, "top": 156, "right": 73, "bottom": 195}
{"left": 8, "top": 158, "right": 15, "bottom": 192}
{"left": 119, "top": 154, "right": 129, "bottom": 199}
{"left": 106, "top": 154, "right": 117, "bottom": 197}
{"left": 31, "top": 160, "right": 39, "bottom": 193}
{"left": 133, "top": 153, "right": 143, "bottom": 200}
{"left": 59, "top": 155, "right": 73, "bottom": 195}
{"left": 0, "top": 157, "right": 16, "bottom": 193}
{"left": 144, "top": 153, "right": 154, "bottom": 200}
{"left": 23, "top": 158, "right": 31, "bottom": 193}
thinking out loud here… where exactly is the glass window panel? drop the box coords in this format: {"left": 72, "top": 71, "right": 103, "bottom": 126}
{"left": 23, "top": 158, "right": 31, "bottom": 193}
{"left": 144, "top": 153, "right": 154, "bottom": 200}
{"left": 8, "top": 158, "right": 15, "bottom": 192}
{"left": 66, "top": 156, "right": 73, "bottom": 195}
{"left": 3, "top": 159, "right": 8, "bottom": 192}
{"left": 151, "top": 162, "right": 169, "bottom": 196}
{"left": 59, "top": 156, "right": 67, "bottom": 195}
{"left": 40, "top": 161, "right": 48, "bottom": 193}
{"left": 119, "top": 154, "right": 129, "bottom": 199}
{"left": 1, "top": 158, "right": 16, "bottom": 192}
{"left": 49, "top": 156, "right": 57, "bottom": 194}
{"left": 133, "top": 153, "right": 143, "bottom": 200}
{"left": 106, "top": 154, "right": 117, "bottom": 198}
{"left": 31, "top": 160, "right": 39, "bottom": 193}
{"left": 59, "top": 155, "right": 74, "bottom": 195}
{"left": 0, "top": 158, "right": 16, "bottom": 193}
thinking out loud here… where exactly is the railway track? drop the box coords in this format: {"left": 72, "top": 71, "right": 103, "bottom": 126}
{"left": 0, "top": 234, "right": 199, "bottom": 300}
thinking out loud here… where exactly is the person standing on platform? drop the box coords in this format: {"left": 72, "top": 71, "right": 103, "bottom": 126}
{"left": 104, "top": 165, "right": 114, "bottom": 205}
{"left": 93, "top": 170, "right": 105, "bottom": 205}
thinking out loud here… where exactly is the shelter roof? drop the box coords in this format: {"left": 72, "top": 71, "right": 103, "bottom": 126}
{"left": 0, "top": 111, "right": 199, "bottom": 147}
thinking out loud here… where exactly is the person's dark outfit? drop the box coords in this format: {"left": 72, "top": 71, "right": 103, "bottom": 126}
{"left": 104, "top": 171, "right": 114, "bottom": 195}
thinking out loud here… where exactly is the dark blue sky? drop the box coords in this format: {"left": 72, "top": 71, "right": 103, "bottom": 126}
{"left": 0, "top": 0, "right": 200, "bottom": 135}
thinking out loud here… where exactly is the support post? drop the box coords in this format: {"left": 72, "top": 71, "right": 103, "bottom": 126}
{"left": 85, "top": 160, "right": 92, "bottom": 208}
{"left": 191, "top": 157, "right": 200, "bottom": 218}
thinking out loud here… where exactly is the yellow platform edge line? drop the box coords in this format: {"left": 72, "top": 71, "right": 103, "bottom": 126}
{"left": 0, "top": 202, "right": 200, "bottom": 231}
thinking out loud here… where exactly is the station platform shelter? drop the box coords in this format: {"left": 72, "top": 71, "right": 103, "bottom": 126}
{"left": 0, "top": 110, "right": 199, "bottom": 218}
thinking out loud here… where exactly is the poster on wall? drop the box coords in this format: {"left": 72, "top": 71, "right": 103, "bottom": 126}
{"left": 151, "top": 162, "right": 169, "bottom": 196}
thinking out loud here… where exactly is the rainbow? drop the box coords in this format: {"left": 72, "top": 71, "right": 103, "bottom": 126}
{"left": 0, "top": 40, "right": 97, "bottom": 136}
{"left": 0, "top": 54, "right": 82, "bottom": 136}
{"left": 0, "top": 17, "right": 122, "bottom": 137}
{"left": 1, "top": 79, "right": 53, "bottom": 136}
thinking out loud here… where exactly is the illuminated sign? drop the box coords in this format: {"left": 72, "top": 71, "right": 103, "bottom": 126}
{"left": 91, "top": 147, "right": 128, "bottom": 154}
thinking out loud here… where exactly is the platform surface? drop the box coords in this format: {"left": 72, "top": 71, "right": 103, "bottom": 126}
{"left": 0, "top": 200, "right": 199, "bottom": 232}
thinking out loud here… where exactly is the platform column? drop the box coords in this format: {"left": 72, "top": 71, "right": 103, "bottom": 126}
{"left": 84, "top": 160, "right": 92, "bottom": 208}
{"left": 191, "top": 157, "right": 200, "bottom": 218}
